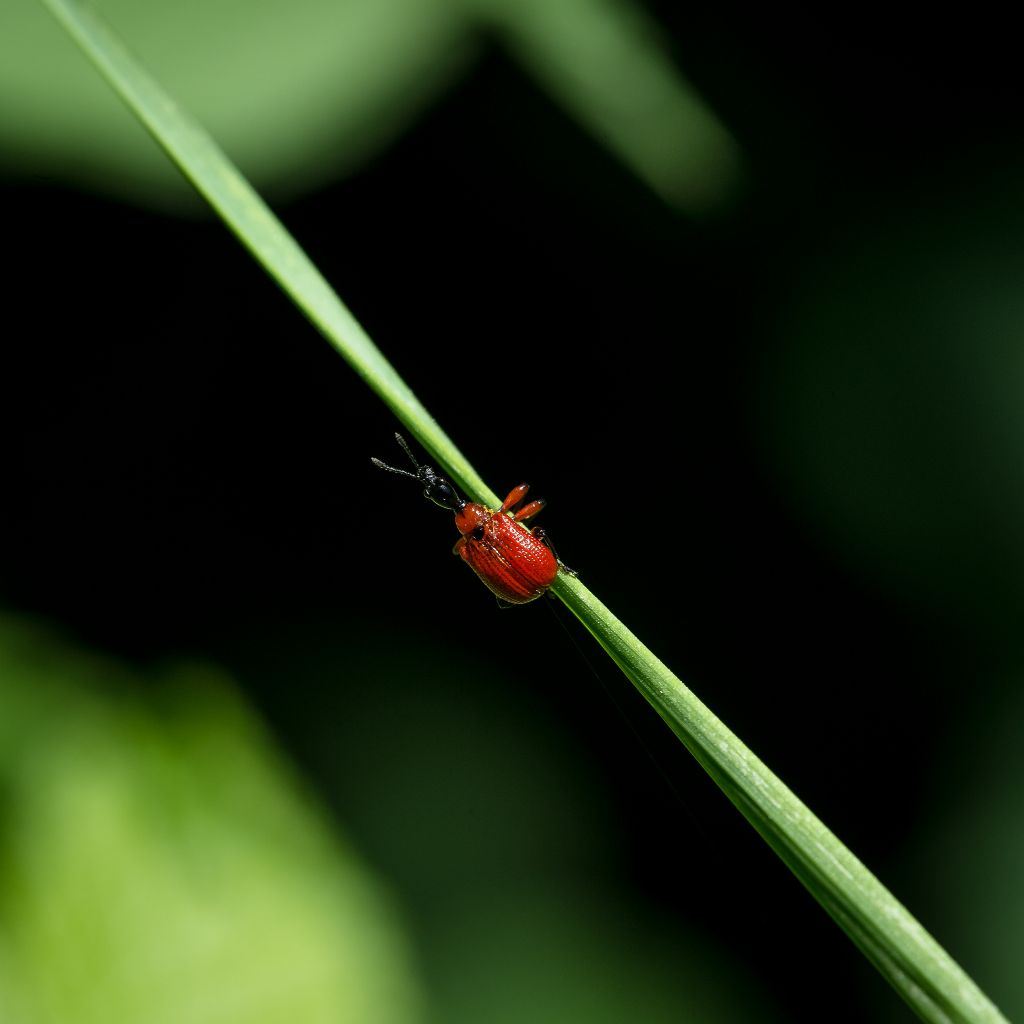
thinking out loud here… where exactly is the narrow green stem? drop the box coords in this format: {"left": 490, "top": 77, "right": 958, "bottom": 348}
{"left": 553, "top": 569, "right": 1002, "bottom": 1024}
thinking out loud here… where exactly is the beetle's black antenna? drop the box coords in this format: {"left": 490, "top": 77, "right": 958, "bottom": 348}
{"left": 394, "top": 433, "right": 420, "bottom": 469}
{"left": 370, "top": 458, "right": 417, "bottom": 479}
{"left": 370, "top": 460, "right": 417, "bottom": 479}
{"left": 370, "top": 432, "right": 420, "bottom": 478}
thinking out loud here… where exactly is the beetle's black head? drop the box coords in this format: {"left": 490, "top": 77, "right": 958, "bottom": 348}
{"left": 371, "top": 433, "right": 466, "bottom": 513}
{"left": 417, "top": 465, "right": 464, "bottom": 511}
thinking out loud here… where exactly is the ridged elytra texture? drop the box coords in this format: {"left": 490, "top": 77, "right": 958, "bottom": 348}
{"left": 454, "top": 505, "right": 557, "bottom": 604}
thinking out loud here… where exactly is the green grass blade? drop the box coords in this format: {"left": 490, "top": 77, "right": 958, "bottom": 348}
{"left": 38, "top": 2, "right": 1009, "bottom": 1021}
{"left": 552, "top": 575, "right": 1006, "bottom": 1024}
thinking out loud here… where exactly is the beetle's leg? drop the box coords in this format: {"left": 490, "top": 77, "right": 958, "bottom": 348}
{"left": 531, "top": 526, "right": 558, "bottom": 557}
{"left": 494, "top": 596, "right": 516, "bottom": 610}
{"left": 532, "top": 527, "right": 577, "bottom": 577}
{"left": 513, "top": 498, "right": 546, "bottom": 522}
{"left": 500, "top": 483, "right": 530, "bottom": 514}
{"left": 452, "top": 537, "right": 467, "bottom": 558}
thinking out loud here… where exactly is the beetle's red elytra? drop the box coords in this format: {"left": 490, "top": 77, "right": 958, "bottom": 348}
{"left": 371, "top": 433, "right": 562, "bottom": 606}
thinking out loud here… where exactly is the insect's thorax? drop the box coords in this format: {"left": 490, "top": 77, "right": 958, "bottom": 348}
{"left": 453, "top": 501, "right": 490, "bottom": 536}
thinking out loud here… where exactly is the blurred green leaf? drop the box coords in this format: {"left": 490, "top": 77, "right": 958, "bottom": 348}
{"left": 0, "top": 614, "right": 423, "bottom": 1024}
{"left": 428, "top": 885, "right": 778, "bottom": 1024}
{"left": 1, "top": 0, "right": 472, "bottom": 207}
{"left": 759, "top": 177, "right": 1024, "bottom": 650}
{"left": 478, "top": 0, "right": 742, "bottom": 211}
{"left": 2, "top": 0, "right": 738, "bottom": 213}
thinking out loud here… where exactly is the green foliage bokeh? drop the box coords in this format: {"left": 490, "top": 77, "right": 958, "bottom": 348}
{"left": 0, "top": 615, "right": 423, "bottom": 1024}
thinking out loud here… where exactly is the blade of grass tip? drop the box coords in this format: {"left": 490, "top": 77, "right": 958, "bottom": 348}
{"left": 39, "top": 2, "right": 1009, "bottom": 1022}
{"left": 551, "top": 573, "right": 1008, "bottom": 1024}
{"left": 37, "top": 0, "right": 497, "bottom": 510}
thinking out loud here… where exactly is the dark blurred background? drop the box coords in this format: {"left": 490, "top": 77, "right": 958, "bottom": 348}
{"left": 1, "top": 2, "right": 1022, "bottom": 1021}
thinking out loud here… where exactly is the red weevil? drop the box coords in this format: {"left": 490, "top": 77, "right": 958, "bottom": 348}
{"left": 372, "top": 433, "right": 561, "bottom": 607}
